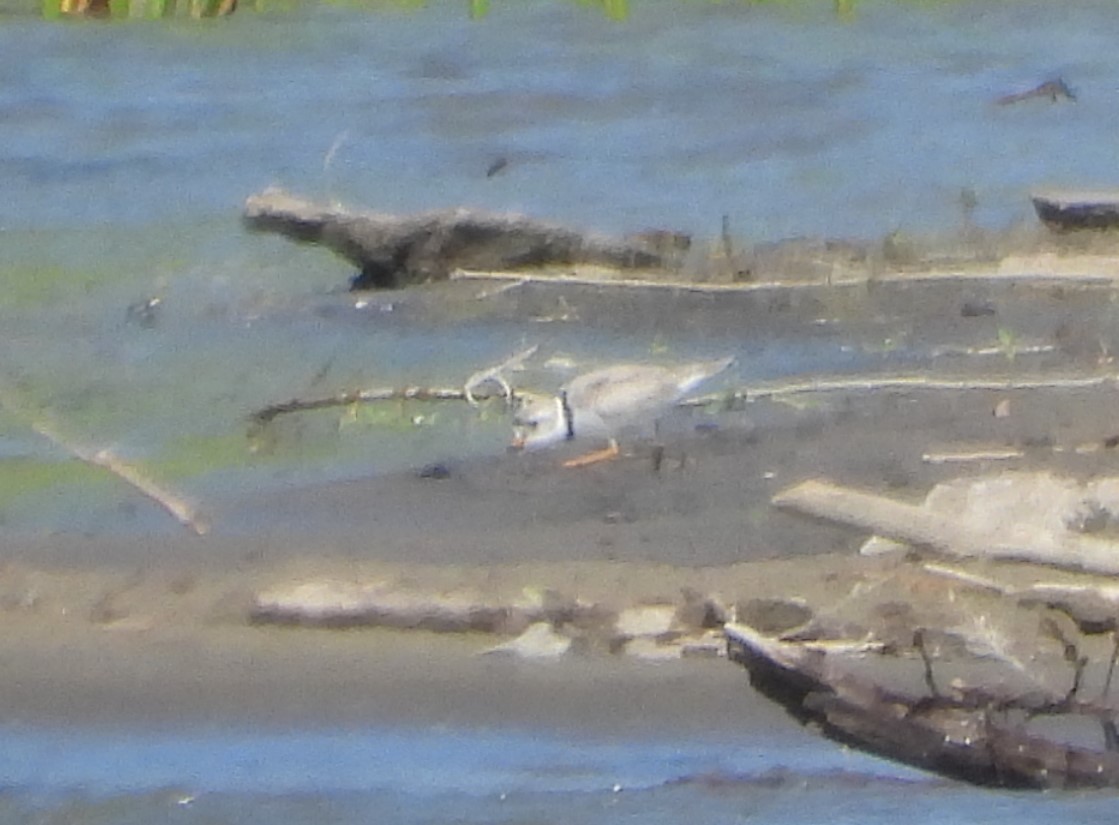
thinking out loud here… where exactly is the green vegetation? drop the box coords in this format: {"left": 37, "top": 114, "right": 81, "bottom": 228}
{"left": 996, "top": 326, "right": 1019, "bottom": 363}
{"left": 32, "top": 0, "right": 970, "bottom": 23}
{"left": 0, "top": 265, "right": 99, "bottom": 309}
{"left": 0, "top": 457, "right": 105, "bottom": 501}
{"left": 151, "top": 432, "right": 268, "bottom": 479}
{"left": 41, "top": 0, "right": 239, "bottom": 19}
{"left": 573, "top": 0, "right": 628, "bottom": 20}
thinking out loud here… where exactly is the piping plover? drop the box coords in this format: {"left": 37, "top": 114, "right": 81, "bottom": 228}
{"left": 511, "top": 357, "right": 734, "bottom": 467}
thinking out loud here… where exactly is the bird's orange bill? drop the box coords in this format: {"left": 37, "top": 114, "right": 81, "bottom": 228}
{"left": 561, "top": 440, "right": 620, "bottom": 468}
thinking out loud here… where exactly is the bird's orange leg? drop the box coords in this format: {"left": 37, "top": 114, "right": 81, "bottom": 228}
{"left": 562, "top": 439, "right": 620, "bottom": 468}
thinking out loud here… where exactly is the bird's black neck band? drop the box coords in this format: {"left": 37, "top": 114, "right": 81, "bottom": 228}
{"left": 560, "top": 391, "right": 575, "bottom": 440}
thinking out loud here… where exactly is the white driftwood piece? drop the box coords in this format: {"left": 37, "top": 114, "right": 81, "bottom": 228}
{"left": 252, "top": 580, "right": 528, "bottom": 633}
{"left": 859, "top": 472, "right": 1108, "bottom": 557}
{"left": 483, "top": 622, "right": 572, "bottom": 659}
{"left": 614, "top": 604, "right": 677, "bottom": 638}
{"left": 774, "top": 474, "right": 1119, "bottom": 576}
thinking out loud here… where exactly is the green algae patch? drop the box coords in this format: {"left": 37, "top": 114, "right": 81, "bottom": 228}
{"left": 0, "top": 265, "right": 102, "bottom": 310}
{"left": 152, "top": 432, "right": 265, "bottom": 480}
{"left": 0, "top": 457, "right": 108, "bottom": 504}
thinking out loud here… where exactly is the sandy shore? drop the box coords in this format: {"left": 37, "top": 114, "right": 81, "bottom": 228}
{"left": 5, "top": 381, "right": 1119, "bottom": 733}
{"left": 0, "top": 554, "right": 840, "bottom": 734}
{"left": 6, "top": 268, "right": 1119, "bottom": 734}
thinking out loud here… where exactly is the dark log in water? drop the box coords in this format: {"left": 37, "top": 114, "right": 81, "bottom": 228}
{"left": 725, "top": 622, "right": 1119, "bottom": 790}
{"left": 1032, "top": 190, "right": 1119, "bottom": 232}
{"left": 243, "top": 188, "right": 671, "bottom": 289}
{"left": 995, "top": 78, "right": 1076, "bottom": 106}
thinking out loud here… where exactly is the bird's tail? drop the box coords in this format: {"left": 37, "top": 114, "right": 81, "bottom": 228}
{"left": 679, "top": 356, "right": 736, "bottom": 394}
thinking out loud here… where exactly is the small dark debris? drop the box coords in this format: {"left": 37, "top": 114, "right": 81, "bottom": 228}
{"left": 1068, "top": 500, "right": 1116, "bottom": 534}
{"left": 125, "top": 296, "right": 162, "bottom": 328}
{"left": 737, "top": 598, "right": 813, "bottom": 636}
{"left": 417, "top": 462, "right": 454, "bottom": 480}
{"left": 995, "top": 77, "right": 1076, "bottom": 106}
{"left": 632, "top": 229, "right": 692, "bottom": 254}
{"left": 486, "top": 157, "right": 509, "bottom": 178}
{"left": 960, "top": 300, "right": 996, "bottom": 318}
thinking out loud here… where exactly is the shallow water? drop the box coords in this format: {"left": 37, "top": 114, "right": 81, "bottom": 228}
{"left": 1, "top": 724, "right": 1116, "bottom": 824}
{"left": 5, "top": 0, "right": 1118, "bottom": 533}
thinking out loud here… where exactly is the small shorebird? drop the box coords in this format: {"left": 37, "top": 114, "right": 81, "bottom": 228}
{"left": 511, "top": 357, "right": 734, "bottom": 467}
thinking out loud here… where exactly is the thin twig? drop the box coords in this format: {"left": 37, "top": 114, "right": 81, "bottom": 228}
{"left": 452, "top": 265, "right": 1119, "bottom": 291}
{"left": 919, "top": 563, "right": 1012, "bottom": 595}
{"left": 463, "top": 344, "right": 538, "bottom": 407}
{"left": 83, "top": 447, "right": 209, "bottom": 534}
{"left": 681, "top": 371, "right": 1119, "bottom": 407}
{"left": 252, "top": 369, "right": 1119, "bottom": 428}
{"left": 1104, "top": 634, "right": 1119, "bottom": 701}
{"left": 250, "top": 385, "right": 508, "bottom": 425}
{"left": 255, "top": 347, "right": 540, "bottom": 423}
{"left": 914, "top": 628, "right": 941, "bottom": 698}
{"left": 921, "top": 449, "right": 1025, "bottom": 465}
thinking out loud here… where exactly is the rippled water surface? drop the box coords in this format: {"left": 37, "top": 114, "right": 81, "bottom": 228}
{"left": 1, "top": 724, "right": 1117, "bottom": 825}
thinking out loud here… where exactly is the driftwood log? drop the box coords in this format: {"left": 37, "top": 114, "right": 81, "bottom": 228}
{"left": 249, "top": 578, "right": 726, "bottom": 659}
{"left": 251, "top": 580, "right": 540, "bottom": 633}
{"left": 243, "top": 188, "right": 673, "bottom": 289}
{"left": 725, "top": 621, "right": 1119, "bottom": 790}
{"left": 773, "top": 478, "right": 1119, "bottom": 576}
{"left": 1032, "top": 189, "right": 1119, "bottom": 232}
{"left": 0, "top": 381, "right": 207, "bottom": 535}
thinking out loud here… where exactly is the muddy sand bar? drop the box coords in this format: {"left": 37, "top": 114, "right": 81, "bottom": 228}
{"left": 7, "top": 264, "right": 1119, "bottom": 733}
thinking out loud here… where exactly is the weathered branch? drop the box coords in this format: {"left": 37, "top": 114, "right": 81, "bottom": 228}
{"left": 726, "top": 621, "right": 1119, "bottom": 790}
{"left": 252, "top": 346, "right": 540, "bottom": 424}
{"left": 681, "top": 371, "right": 1119, "bottom": 409}
{"left": 0, "top": 387, "right": 207, "bottom": 534}
{"left": 1033, "top": 189, "right": 1119, "bottom": 232}
{"left": 773, "top": 478, "right": 1119, "bottom": 575}
{"left": 81, "top": 447, "right": 209, "bottom": 535}
{"left": 731, "top": 372, "right": 1119, "bottom": 403}
{"left": 251, "top": 369, "right": 1119, "bottom": 429}
{"left": 243, "top": 189, "right": 670, "bottom": 289}
{"left": 249, "top": 385, "right": 513, "bottom": 426}
{"left": 252, "top": 580, "right": 538, "bottom": 633}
